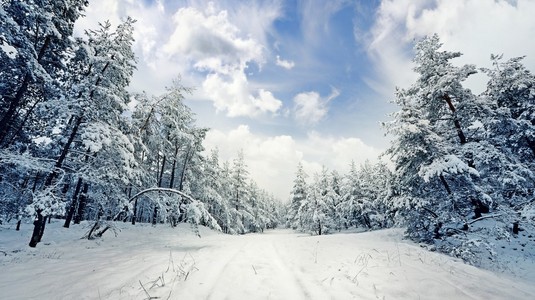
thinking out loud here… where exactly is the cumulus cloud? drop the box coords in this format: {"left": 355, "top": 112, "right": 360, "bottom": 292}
{"left": 293, "top": 87, "right": 339, "bottom": 125}
{"left": 203, "top": 125, "right": 383, "bottom": 201}
{"left": 77, "top": 0, "right": 283, "bottom": 117}
{"left": 202, "top": 70, "right": 282, "bottom": 117}
{"left": 276, "top": 55, "right": 295, "bottom": 69}
{"left": 365, "top": 0, "right": 535, "bottom": 96}
{"left": 163, "top": 6, "right": 263, "bottom": 71}
{"left": 161, "top": 4, "right": 284, "bottom": 117}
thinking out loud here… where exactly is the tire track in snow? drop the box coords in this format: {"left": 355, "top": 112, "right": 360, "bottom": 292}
{"left": 258, "top": 236, "right": 312, "bottom": 299}
{"left": 173, "top": 232, "right": 316, "bottom": 300}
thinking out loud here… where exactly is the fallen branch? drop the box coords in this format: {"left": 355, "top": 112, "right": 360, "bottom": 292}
{"left": 128, "top": 187, "right": 196, "bottom": 204}
{"left": 467, "top": 213, "right": 505, "bottom": 225}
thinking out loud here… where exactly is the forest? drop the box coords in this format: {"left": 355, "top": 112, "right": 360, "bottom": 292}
{"left": 1, "top": 1, "right": 534, "bottom": 269}
{"left": 0, "top": 2, "right": 281, "bottom": 248}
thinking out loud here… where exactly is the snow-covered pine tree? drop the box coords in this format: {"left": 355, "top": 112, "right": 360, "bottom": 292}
{"left": 0, "top": 0, "right": 87, "bottom": 147}
{"left": 385, "top": 35, "right": 482, "bottom": 243}
{"left": 0, "top": 0, "right": 87, "bottom": 230}
{"left": 231, "top": 150, "right": 252, "bottom": 234}
{"left": 287, "top": 162, "right": 308, "bottom": 229}
{"left": 199, "top": 149, "right": 232, "bottom": 232}
{"left": 27, "top": 18, "right": 138, "bottom": 246}
{"left": 339, "top": 161, "right": 364, "bottom": 229}
{"left": 475, "top": 55, "right": 535, "bottom": 237}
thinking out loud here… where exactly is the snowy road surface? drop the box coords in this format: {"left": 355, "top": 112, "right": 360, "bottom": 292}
{"left": 1, "top": 220, "right": 534, "bottom": 299}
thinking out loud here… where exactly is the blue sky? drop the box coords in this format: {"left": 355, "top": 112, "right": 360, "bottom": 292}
{"left": 75, "top": 0, "right": 535, "bottom": 200}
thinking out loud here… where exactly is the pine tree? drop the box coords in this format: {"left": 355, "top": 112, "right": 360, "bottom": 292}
{"left": 0, "top": 0, "right": 88, "bottom": 147}
{"left": 27, "top": 18, "right": 138, "bottom": 246}
{"left": 287, "top": 162, "right": 308, "bottom": 229}
{"left": 385, "top": 35, "right": 482, "bottom": 242}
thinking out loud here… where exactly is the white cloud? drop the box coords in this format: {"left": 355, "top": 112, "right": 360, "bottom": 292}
{"left": 203, "top": 125, "right": 383, "bottom": 201}
{"left": 163, "top": 6, "right": 263, "bottom": 71}
{"left": 303, "top": 131, "right": 382, "bottom": 172}
{"left": 293, "top": 92, "right": 325, "bottom": 125}
{"left": 161, "top": 4, "right": 283, "bottom": 117}
{"left": 293, "top": 88, "right": 339, "bottom": 125}
{"left": 76, "top": 1, "right": 283, "bottom": 116}
{"left": 222, "top": 0, "right": 283, "bottom": 47}
{"left": 203, "top": 125, "right": 303, "bottom": 201}
{"left": 276, "top": 55, "right": 295, "bottom": 69}
{"left": 366, "top": 0, "right": 535, "bottom": 96}
{"left": 202, "top": 70, "right": 282, "bottom": 117}
{"left": 255, "top": 89, "right": 283, "bottom": 113}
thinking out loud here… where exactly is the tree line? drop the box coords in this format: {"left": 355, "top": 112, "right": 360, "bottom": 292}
{"left": 287, "top": 35, "right": 535, "bottom": 264}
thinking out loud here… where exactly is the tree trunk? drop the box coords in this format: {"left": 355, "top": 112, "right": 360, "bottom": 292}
{"left": 169, "top": 144, "right": 179, "bottom": 189}
{"left": 513, "top": 222, "right": 519, "bottom": 234}
{"left": 152, "top": 205, "right": 158, "bottom": 225}
{"left": 178, "top": 147, "right": 193, "bottom": 191}
{"left": 74, "top": 183, "right": 89, "bottom": 224}
{"left": 64, "top": 177, "right": 83, "bottom": 228}
{"left": 0, "top": 36, "right": 51, "bottom": 146}
{"left": 29, "top": 210, "right": 44, "bottom": 247}
{"left": 131, "top": 198, "right": 138, "bottom": 225}
{"left": 434, "top": 222, "right": 443, "bottom": 239}
{"left": 439, "top": 174, "right": 452, "bottom": 195}
{"left": 443, "top": 94, "right": 467, "bottom": 145}
{"left": 38, "top": 216, "right": 48, "bottom": 242}
{"left": 43, "top": 116, "right": 83, "bottom": 187}
{"left": 5, "top": 94, "right": 42, "bottom": 147}
{"left": 16, "top": 219, "right": 21, "bottom": 231}
{"left": 158, "top": 155, "right": 166, "bottom": 187}
{"left": 526, "top": 138, "right": 535, "bottom": 157}
{"left": 0, "top": 75, "right": 30, "bottom": 146}
{"left": 31, "top": 171, "right": 41, "bottom": 193}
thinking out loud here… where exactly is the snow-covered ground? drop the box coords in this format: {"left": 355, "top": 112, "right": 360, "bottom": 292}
{"left": 1, "top": 220, "right": 534, "bottom": 300}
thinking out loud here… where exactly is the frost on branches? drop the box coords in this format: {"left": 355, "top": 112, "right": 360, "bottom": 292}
{"left": 385, "top": 35, "right": 535, "bottom": 268}
{"left": 0, "top": 5, "right": 282, "bottom": 247}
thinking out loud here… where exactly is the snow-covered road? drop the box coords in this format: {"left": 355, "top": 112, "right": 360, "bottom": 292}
{"left": 1, "top": 221, "right": 534, "bottom": 299}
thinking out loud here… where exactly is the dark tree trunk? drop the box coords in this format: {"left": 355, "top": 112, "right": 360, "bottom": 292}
{"left": 178, "top": 147, "right": 193, "bottom": 191}
{"left": 443, "top": 94, "right": 467, "bottom": 145}
{"left": 158, "top": 155, "right": 166, "bottom": 187}
{"left": 169, "top": 142, "right": 180, "bottom": 188}
{"left": 38, "top": 216, "right": 48, "bottom": 242}
{"left": 64, "top": 177, "right": 83, "bottom": 228}
{"left": 43, "top": 116, "right": 83, "bottom": 187}
{"left": 439, "top": 174, "right": 452, "bottom": 195}
{"left": 0, "top": 36, "right": 51, "bottom": 146}
{"left": 31, "top": 171, "right": 41, "bottom": 193}
{"left": 29, "top": 210, "right": 44, "bottom": 247}
{"left": 152, "top": 205, "right": 158, "bottom": 225}
{"left": 0, "top": 75, "right": 30, "bottom": 145}
{"left": 5, "top": 94, "right": 42, "bottom": 147}
{"left": 513, "top": 222, "right": 519, "bottom": 234}
{"left": 131, "top": 198, "right": 138, "bottom": 225}
{"left": 74, "top": 183, "right": 89, "bottom": 224}
{"left": 16, "top": 219, "right": 21, "bottom": 231}
{"left": 526, "top": 138, "right": 535, "bottom": 157}
{"left": 434, "top": 222, "right": 443, "bottom": 239}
